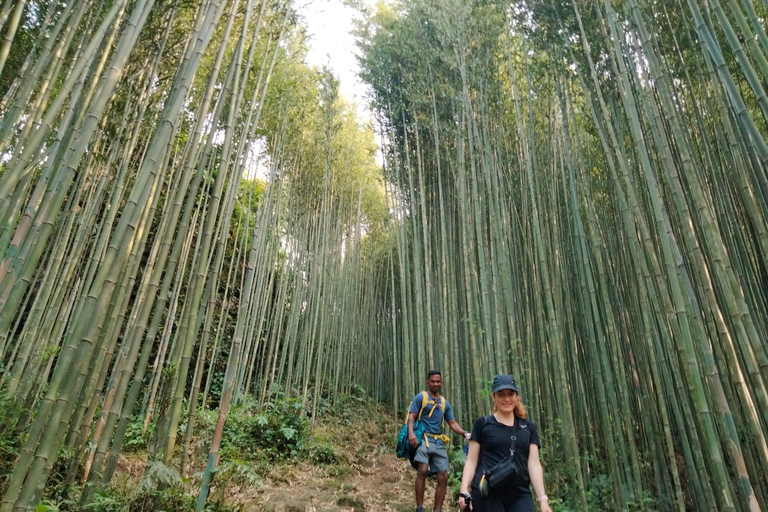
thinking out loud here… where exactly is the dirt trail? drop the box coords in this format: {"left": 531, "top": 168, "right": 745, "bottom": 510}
{"left": 112, "top": 402, "right": 453, "bottom": 511}
{"left": 242, "top": 448, "right": 420, "bottom": 511}
{"left": 238, "top": 408, "right": 447, "bottom": 512}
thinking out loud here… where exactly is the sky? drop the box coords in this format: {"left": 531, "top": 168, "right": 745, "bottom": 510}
{"left": 296, "top": 0, "right": 372, "bottom": 119}
{"left": 249, "top": 0, "right": 380, "bottom": 180}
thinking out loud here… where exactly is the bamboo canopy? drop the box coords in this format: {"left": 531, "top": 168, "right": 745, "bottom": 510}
{"left": 0, "top": 0, "right": 767, "bottom": 510}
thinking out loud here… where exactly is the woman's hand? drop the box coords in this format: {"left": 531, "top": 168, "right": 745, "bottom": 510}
{"left": 536, "top": 495, "right": 552, "bottom": 512}
{"left": 457, "top": 492, "right": 472, "bottom": 511}
{"left": 459, "top": 441, "right": 481, "bottom": 511}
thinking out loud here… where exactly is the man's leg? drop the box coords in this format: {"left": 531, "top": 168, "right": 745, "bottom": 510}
{"left": 413, "top": 441, "right": 430, "bottom": 511}
{"left": 433, "top": 470, "right": 448, "bottom": 511}
{"left": 415, "top": 463, "right": 429, "bottom": 510}
{"left": 430, "top": 442, "right": 450, "bottom": 511}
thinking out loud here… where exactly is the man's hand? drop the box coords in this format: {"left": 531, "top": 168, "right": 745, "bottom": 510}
{"left": 463, "top": 431, "right": 471, "bottom": 441}
{"left": 408, "top": 432, "right": 418, "bottom": 447}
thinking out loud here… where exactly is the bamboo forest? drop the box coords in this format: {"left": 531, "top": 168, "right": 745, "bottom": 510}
{"left": 1, "top": 0, "right": 768, "bottom": 509}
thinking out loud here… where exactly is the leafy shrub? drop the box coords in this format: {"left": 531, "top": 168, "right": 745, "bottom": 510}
{"left": 305, "top": 436, "right": 338, "bottom": 465}
{"left": 123, "top": 416, "right": 153, "bottom": 453}
{"left": 36, "top": 501, "right": 69, "bottom": 512}
{"left": 41, "top": 462, "right": 201, "bottom": 512}
{"left": 195, "top": 395, "right": 346, "bottom": 497}
{"left": 216, "top": 457, "right": 264, "bottom": 491}
{"left": 81, "top": 488, "right": 125, "bottom": 512}
{"left": 625, "top": 491, "right": 657, "bottom": 512}
{"left": 539, "top": 419, "right": 621, "bottom": 511}
{"left": 326, "top": 385, "right": 368, "bottom": 425}
{"left": 39, "top": 481, "right": 80, "bottom": 512}
{"left": 0, "top": 389, "right": 24, "bottom": 492}
{"left": 133, "top": 486, "right": 194, "bottom": 512}
{"left": 585, "top": 473, "right": 616, "bottom": 511}
{"left": 41, "top": 446, "right": 81, "bottom": 511}
{"left": 217, "top": 397, "right": 309, "bottom": 463}
{"left": 448, "top": 445, "right": 466, "bottom": 504}
{"left": 135, "top": 461, "right": 183, "bottom": 496}
{"left": 128, "top": 461, "right": 193, "bottom": 512}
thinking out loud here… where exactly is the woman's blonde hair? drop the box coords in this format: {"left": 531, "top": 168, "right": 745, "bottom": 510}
{"left": 492, "top": 392, "right": 528, "bottom": 419}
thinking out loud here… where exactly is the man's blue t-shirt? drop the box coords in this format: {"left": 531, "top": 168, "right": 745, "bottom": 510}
{"left": 409, "top": 392, "right": 455, "bottom": 434}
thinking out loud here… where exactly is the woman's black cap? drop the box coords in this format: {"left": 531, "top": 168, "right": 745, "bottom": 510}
{"left": 492, "top": 374, "right": 519, "bottom": 393}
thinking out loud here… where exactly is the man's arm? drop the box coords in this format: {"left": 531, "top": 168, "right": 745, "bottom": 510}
{"left": 447, "top": 419, "right": 471, "bottom": 440}
{"left": 407, "top": 412, "right": 419, "bottom": 447}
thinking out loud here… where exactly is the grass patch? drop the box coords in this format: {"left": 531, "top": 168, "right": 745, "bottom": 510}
{"left": 336, "top": 495, "right": 365, "bottom": 511}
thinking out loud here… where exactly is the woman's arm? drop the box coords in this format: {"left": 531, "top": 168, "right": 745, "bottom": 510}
{"left": 458, "top": 441, "right": 481, "bottom": 510}
{"left": 528, "top": 444, "right": 552, "bottom": 512}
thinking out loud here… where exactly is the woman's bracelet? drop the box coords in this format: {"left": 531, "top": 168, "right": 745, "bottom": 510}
{"left": 537, "top": 495, "right": 549, "bottom": 502}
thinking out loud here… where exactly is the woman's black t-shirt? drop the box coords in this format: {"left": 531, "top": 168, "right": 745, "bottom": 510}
{"left": 470, "top": 415, "right": 541, "bottom": 496}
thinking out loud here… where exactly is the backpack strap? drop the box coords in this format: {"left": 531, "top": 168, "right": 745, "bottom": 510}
{"left": 423, "top": 395, "right": 451, "bottom": 446}
{"left": 439, "top": 397, "right": 446, "bottom": 430}
{"left": 423, "top": 393, "right": 445, "bottom": 419}
{"left": 418, "top": 391, "right": 429, "bottom": 420}
{"left": 404, "top": 391, "right": 430, "bottom": 423}
{"left": 407, "top": 392, "right": 451, "bottom": 448}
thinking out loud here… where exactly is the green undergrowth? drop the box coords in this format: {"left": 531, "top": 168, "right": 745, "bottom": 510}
{"left": 24, "top": 388, "right": 388, "bottom": 512}
{"left": 0, "top": 388, "right": 25, "bottom": 497}
{"left": 199, "top": 396, "right": 316, "bottom": 464}
{"left": 536, "top": 419, "right": 658, "bottom": 512}
{"left": 1, "top": 388, "right": 658, "bottom": 512}
{"left": 447, "top": 444, "right": 467, "bottom": 508}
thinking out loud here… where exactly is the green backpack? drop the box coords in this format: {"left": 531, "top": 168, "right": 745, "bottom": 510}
{"left": 396, "top": 392, "right": 446, "bottom": 465}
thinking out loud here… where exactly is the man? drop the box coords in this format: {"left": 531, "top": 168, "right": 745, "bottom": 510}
{"left": 408, "top": 370, "right": 472, "bottom": 512}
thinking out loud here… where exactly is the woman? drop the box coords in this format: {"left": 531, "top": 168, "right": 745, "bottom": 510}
{"left": 458, "top": 375, "right": 552, "bottom": 512}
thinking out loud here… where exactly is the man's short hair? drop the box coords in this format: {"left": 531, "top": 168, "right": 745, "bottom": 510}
{"left": 427, "top": 369, "right": 442, "bottom": 379}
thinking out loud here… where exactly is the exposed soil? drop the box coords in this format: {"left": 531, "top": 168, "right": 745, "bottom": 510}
{"left": 234, "top": 449, "right": 421, "bottom": 512}
{"left": 109, "top": 403, "right": 453, "bottom": 512}
{"left": 230, "top": 408, "right": 444, "bottom": 512}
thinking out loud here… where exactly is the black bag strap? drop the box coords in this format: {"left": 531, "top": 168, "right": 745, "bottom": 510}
{"left": 482, "top": 415, "right": 520, "bottom": 462}
{"left": 480, "top": 416, "right": 490, "bottom": 474}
